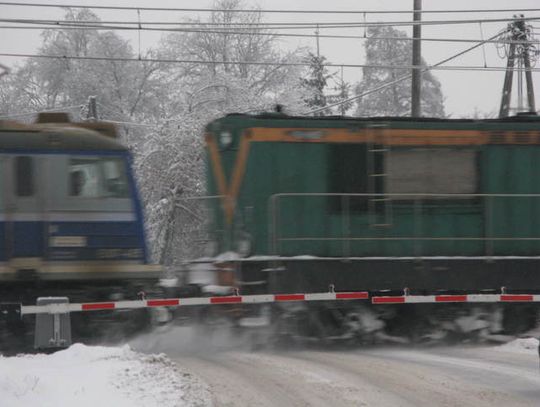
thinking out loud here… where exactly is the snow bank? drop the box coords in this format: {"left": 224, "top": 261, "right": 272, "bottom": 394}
{"left": 0, "top": 343, "right": 211, "bottom": 407}
{"left": 495, "top": 337, "right": 539, "bottom": 355}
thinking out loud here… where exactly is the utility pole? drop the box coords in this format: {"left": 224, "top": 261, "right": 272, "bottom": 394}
{"left": 86, "top": 96, "right": 98, "bottom": 122}
{"left": 499, "top": 15, "right": 537, "bottom": 117}
{"left": 315, "top": 24, "right": 320, "bottom": 57}
{"left": 411, "top": 0, "right": 422, "bottom": 117}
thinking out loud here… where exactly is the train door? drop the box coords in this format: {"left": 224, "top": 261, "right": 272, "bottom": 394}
{"left": 4, "top": 155, "right": 45, "bottom": 264}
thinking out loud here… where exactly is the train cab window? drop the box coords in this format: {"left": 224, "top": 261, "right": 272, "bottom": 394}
{"left": 15, "top": 156, "right": 34, "bottom": 197}
{"left": 68, "top": 157, "right": 129, "bottom": 198}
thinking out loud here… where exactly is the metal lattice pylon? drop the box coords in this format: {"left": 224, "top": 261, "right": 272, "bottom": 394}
{"left": 499, "top": 15, "right": 538, "bottom": 117}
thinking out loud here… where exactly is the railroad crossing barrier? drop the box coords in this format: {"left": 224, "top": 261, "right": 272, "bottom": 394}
{"left": 18, "top": 291, "right": 369, "bottom": 316}
{"left": 0, "top": 291, "right": 369, "bottom": 350}
{"left": 371, "top": 293, "right": 540, "bottom": 304}
{"left": 2, "top": 288, "right": 540, "bottom": 351}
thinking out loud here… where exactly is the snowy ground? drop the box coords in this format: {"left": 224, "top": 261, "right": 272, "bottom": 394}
{"left": 1, "top": 336, "right": 538, "bottom": 407}
{"left": 165, "top": 336, "right": 540, "bottom": 407}
{"left": 495, "top": 337, "right": 540, "bottom": 355}
{"left": 0, "top": 343, "right": 211, "bottom": 407}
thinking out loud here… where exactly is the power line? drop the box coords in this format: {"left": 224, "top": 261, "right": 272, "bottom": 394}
{"left": 2, "top": 52, "right": 540, "bottom": 72}
{"left": 2, "top": 2, "right": 540, "bottom": 15}
{"left": 1, "top": 18, "right": 374, "bottom": 29}
{"left": 1, "top": 23, "right": 536, "bottom": 46}
{"left": 3, "top": 24, "right": 535, "bottom": 46}
{"left": 4, "top": 17, "right": 540, "bottom": 28}
{"left": 1, "top": 16, "right": 537, "bottom": 45}
{"left": 3, "top": 16, "right": 540, "bottom": 29}
{"left": 102, "top": 119, "right": 156, "bottom": 128}
{"left": 0, "top": 18, "right": 418, "bottom": 27}
{"left": 306, "top": 31, "right": 505, "bottom": 115}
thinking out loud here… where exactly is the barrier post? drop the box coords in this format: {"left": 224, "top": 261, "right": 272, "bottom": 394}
{"left": 34, "top": 297, "right": 72, "bottom": 350}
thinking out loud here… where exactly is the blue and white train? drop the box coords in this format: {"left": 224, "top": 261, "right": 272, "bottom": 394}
{"left": 0, "top": 113, "right": 160, "bottom": 302}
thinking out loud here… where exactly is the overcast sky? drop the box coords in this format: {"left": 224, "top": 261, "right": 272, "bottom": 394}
{"left": 2, "top": 0, "right": 540, "bottom": 117}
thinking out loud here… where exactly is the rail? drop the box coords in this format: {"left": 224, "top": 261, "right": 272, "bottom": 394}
{"left": 268, "top": 192, "right": 540, "bottom": 259}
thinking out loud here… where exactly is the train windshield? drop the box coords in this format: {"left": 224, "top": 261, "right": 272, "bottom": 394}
{"left": 68, "top": 157, "right": 129, "bottom": 198}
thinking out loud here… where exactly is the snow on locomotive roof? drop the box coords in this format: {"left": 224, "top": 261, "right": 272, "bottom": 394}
{"left": 0, "top": 120, "right": 127, "bottom": 152}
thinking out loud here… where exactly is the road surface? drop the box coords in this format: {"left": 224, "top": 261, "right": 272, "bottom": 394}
{"left": 169, "top": 345, "right": 540, "bottom": 406}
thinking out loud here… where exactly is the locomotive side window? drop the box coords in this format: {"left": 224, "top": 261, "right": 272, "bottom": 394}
{"left": 385, "top": 148, "right": 478, "bottom": 198}
{"left": 68, "top": 157, "right": 129, "bottom": 198}
{"left": 14, "top": 156, "right": 34, "bottom": 197}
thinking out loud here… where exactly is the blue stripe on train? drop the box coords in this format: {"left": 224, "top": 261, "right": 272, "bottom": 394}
{"left": 50, "top": 221, "right": 140, "bottom": 236}
{"left": 48, "top": 247, "right": 144, "bottom": 261}
{"left": 13, "top": 222, "right": 43, "bottom": 257}
{"left": 0, "top": 223, "right": 6, "bottom": 261}
{"left": 0, "top": 221, "right": 146, "bottom": 262}
{"left": 0, "top": 222, "right": 44, "bottom": 258}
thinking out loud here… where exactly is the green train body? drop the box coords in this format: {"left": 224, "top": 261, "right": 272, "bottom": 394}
{"left": 201, "top": 113, "right": 540, "bottom": 295}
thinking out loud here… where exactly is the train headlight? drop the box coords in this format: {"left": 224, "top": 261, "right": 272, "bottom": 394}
{"left": 235, "top": 232, "right": 252, "bottom": 257}
{"left": 220, "top": 131, "right": 232, "bottom": 148}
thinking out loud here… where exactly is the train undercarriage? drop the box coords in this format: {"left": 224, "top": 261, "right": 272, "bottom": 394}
{"left": 175, "top": 256, "right": 540, "bottom": 347}
{"left": 3, "top": 256, "right": 540, "bottom": 353}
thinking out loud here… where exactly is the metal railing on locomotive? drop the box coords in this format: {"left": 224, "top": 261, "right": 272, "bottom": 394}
{"left": 268, "top": 193, "right": 540, "bottom": 259}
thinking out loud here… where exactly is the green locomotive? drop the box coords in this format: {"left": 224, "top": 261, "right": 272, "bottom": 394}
{"left": 193, "top": 112, "right": 540, "bottom": 338}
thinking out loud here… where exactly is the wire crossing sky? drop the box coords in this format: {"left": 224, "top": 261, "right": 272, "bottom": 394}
{"left": 1, "top": 0, "right": 539, "bottom": 117}
{"left": 2, "top": 2, "right": 540, "bottom": 15}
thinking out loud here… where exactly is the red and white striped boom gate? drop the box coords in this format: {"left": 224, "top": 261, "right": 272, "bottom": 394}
{"left": 372, "top": 293, "right": 540, "bottom": 304}
{"left": 14, "top": 291, "right": 540, "bottom": 316}
{"left": 7, "top": 289, "right": 539, "bottom": 351}
{"left": 19, "top": 291, "right": 369, "bottom": 315}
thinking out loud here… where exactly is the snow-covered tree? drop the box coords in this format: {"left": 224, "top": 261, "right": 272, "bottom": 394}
{"left": 0, "top": 9, "right": 164, "bottom": 127}
{"left": 300, "top": 52, "right": 333, "bottom": 115}
{"left": 159, "top": 0, "right": 306, "bottom": 115}
{"left": 328, "top": 73, "right": 353, "bottom": 115}
{"left": 355, "top": 26, "right": 445, "bottom": 117}
{"left": 140, "top": 0, "right": 309, "bottom": 264}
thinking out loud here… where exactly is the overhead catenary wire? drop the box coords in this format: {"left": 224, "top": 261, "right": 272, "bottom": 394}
{"left": 305, "top": 31, "right": 505, "bottom": 115}
{"left": 2, "top": 2, "right": 540, "bottom": 15}
{"left": 0, "top": 18, "right": 478, "bottom": 27}
{"left": 1, "top": 23, "right": 539, "bottom": 46}
{"left": 1, "top": 5, "right": 536, "bottom": 119}
{"left": 2, "top": 52, "right": 540, "bottom": 73}
{"left": 3, "top": 16, "right": 540, "bottom": 29}
{"left": 2, "top": 24, "right": 536, "bottom": 45}
{"left": 102, "top": 119, "right": 157, "bottom": 128}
